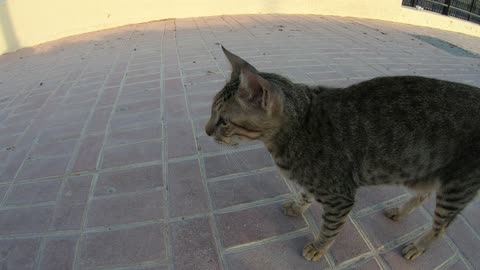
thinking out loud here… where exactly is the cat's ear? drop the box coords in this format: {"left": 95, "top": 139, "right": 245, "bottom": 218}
{"left": 238, "top": 68, "right": 281, "bottom": 115}
{"left": 222, "top": 46, "right": 257, "bottom": 79}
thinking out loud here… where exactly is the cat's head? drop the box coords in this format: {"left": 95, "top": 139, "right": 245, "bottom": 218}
{"left": 205, "top": 47, "right": 288, "bottom": 146}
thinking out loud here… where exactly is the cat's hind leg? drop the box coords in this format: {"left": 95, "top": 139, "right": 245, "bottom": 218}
{"left": 385, "top": 191, "right": 431, "bottom": 221}
{"left": 402, "top": 168, "right": 480, "bottom": 260}
{"left": 283, "top": 191, "right": 314, "bottom": 217}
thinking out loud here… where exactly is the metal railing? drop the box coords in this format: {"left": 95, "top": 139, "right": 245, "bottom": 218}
{"left": 402, "top": 0, "right": 480, "bottom": 24}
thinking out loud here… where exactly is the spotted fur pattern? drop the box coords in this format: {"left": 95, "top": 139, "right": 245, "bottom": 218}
{"left": 205, "top": 47, "right": 480, "bottom": 261}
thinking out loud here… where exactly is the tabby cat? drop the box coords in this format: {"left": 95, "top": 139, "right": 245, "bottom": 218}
{"left": 205, "top": 47, "right": 480, "bottom": 261}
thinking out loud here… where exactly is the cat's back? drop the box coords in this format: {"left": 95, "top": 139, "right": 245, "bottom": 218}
{"left": 321, "top": 76, "right": 480, "bottom": 126}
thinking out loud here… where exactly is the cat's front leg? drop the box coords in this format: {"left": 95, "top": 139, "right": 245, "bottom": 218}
{"left": 303, "top": 194, "right": 354, "bottom": 261}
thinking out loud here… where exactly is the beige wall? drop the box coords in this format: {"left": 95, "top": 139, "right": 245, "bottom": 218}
{"left": 1, "top": 0, "right": 479, "bottom": 55}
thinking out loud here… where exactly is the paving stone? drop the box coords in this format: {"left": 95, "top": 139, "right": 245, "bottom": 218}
{"left": 167, "top": 121, "right": 196, "bottom": 159}
{"left": 87, "top": 190, "right": 164, "bottom": 227}
{"left": 168, "top": 160, "right": 209, "bottom": 217}
{"left": 73, "top": 134, "right": 105, "bottom": 172}
{"left": 357, "top": 208, "right": 430, "bottom": 248}
{"left": 0, "top": 238, "right": 41, "bottom": 270}
{"left": 95, "top": 164, "right": 163, "bottom": 196}
{"left": 102, "top": 140, "right": 162, "bottom": 168}
{"left": 382, "top": 237, "right": 455, "bottom": 270}
{"left": 208, "top": 170, "right": 289, "bottom": 209}
{"left": 170, "top": 217, "right": 222, "bottom": 270}
{"left": 226, "top": 235, "right": 330, "bottom": 269}
{"left": 50, "top": 175, "right": 93, "bottom": 230}
{"left": 354, "top": 185, "right": 408, "bottom": 212}
{"left": 16, "top": 156, "right": 69, "bottom": 180}
{"left": 39, "top": 235, "right": 79, "bottom": 270}
{"left": 107, "top": 124, "right": 162, "bottom": 147}
{"left": 215, "top": 203, "right": 307, "bottom": 249}
{"left": 79, "top": 223, "right": 167, "bottom": 269}
{"left": 204, "top": 148, "right": 274, "bottom": 179}
{"left": 4, "top": 178, "right": 62, "bottom": 205}
{"left": 447, "top": 217, "right": 480, "bottom": 269}
{"left": 29, "top": 140, "right": 77, "bottom": 159}
{"left": 0, "top": 205, "right": 54, "bottom": 235}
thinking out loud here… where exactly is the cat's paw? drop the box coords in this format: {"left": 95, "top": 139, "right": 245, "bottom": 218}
{"left": 302, "top": 242, "right": 326, "bottom": 261}
{"left": 402, "top": 243, "right": 426, "bottom": 260}
{"left": 282, "top": 201, "right": 303, "bottom": 217}
{"left": 384, "top": 207, "right": 402, "bottom": 221}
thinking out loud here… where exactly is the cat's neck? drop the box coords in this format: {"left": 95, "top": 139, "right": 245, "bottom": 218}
{"left": 264, "top": 83, "right": 330, "bottom": 156}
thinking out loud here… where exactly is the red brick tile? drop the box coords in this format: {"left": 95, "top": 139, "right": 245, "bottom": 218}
{"left": 110, "top": 109, "right": 162, "bottom": 132}
{"left": 126, "top": 67, "right": 161, "bottom": 78}
{"left": 0, "top": 205, "right": 54, "bottom": 235}
{"left": 0, "top": 145, "right": 30, "bottom": 183}
{"left": 354, "top": 186, "right": 408, "bottom": 212}
{"left": 184, "top": 73, "right": 225, "bottom": 85}
{"left": 208, "top": 171, "right": 289, "bottom": 209}
{"left": 130, "top": 61, "right": 162, "bottom": 71}
{"left": 225, "top": 235, "right": 330, "bottom": 269}
{"left": 0, "top": 134, "right": 19, "bottom": 149}
{"left": 164, "top": 65, "right": 181, "bottom": 78}
{"left": 39, "top": 235, "right": 79, "bottom": 270}
{"left": 4, "top": 178, "right": 62, "bottom": 205}
{"left": 462, "top": 199, "right": 479, "bottom": 230}
{"left": 167, "top": 121, "right": 196, "bottom": 159}
{"left": 105, "top": 73, "right": 124, "bottom": 87}
{"left": 204, "top": 148, "right": 274, "bottom": 179}
{"left": 330, "top": 220, "right": 370, "bottom": 262}
{"left": 186, "top": 81, "right": 225, "bottom": 94}
{"left": 79, "top": 223, "right": 167, "bottom": 269}
{"left": 170, "top": 217, "right": 221, "bottom": 270}
{"left": 17, "top": 156, "right": 69, "bottom": 180}
{"left": 85, "top": 106, "right": 112, "bottom": 135}
{"left": 357, "top": 208, "right": 429, "bottom": 247}
{"left": 118, "top": 88, "right": 161, "bottom": 104}
{"left": 115, "top": 98, "right": 160, "bottom": 116}
{"left": 97, "top": 87, "right": 119, "bottom": 107}
{"left": 168, "top": 160, "right": 209, "bottom": 217}
{"left": 37, "top": 123, "right": 84, "bottom": 144}
{"left": 447, "top": 218, "right": 480, "bottom": 269}
{"left": 215, "top": 203, "right": 307, "bottom": 248}
{"left": 29, "top": 140, "right": 77, "bottom": 159}
{"left": 165, "top": 96, "right": 188, "bottom": 121}
{"left": 350, "top": 258, "right": 383, "bottom": 270}
{"left": 65, "top": 91, "right": 98, "bottom": 104}
{"left": 73, "top": 134, "right": 105, "bottom": 172}
{"left": 0, "top": 185, "right": 8, "bottom": 201}
{"left": 124, "top": 72, "right": 161, "bottom": 85}
{"left": 444, "top": 258, "right": 470, "bottom": 270}
{"left": 102, "top": 141, "right": 162, "bottom": 168}
{"left": 95, "top": 164, "right": 163, "bottom": 196}
{"left": 51, "top": 175, "right": 92, "bottom": 230}
{"left": 87, "top": 190, "right": 164, "bottom": 227}
{"left": 122, "top": 80, "right": 161, "bottom": 94}
{"left": 187, "top": 92, "right": 215, "bottom": 116}
{"left": 107, "top": 124, "right": 162, "bottom": 147}
{"left": 164, "top": 78, "right": 184, "bottom": 97}
{"left": 0, "top": 238, "right": 41, "bottom": 270}
{"left": 382, "top": 237, "right": 455, "bottom": 270}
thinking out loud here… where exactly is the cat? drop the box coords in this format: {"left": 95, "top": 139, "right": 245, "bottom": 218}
{"left": 205, "top": 46, "right": 480, "bottom": 262}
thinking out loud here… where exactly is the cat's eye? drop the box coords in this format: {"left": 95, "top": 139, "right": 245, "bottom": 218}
{"left": 216, "top": 117, "right": 227, "bottom": 126}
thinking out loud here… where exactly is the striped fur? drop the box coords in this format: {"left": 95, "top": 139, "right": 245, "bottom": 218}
{"left": 206, "top": 47, "right": 480, "bottom": 262}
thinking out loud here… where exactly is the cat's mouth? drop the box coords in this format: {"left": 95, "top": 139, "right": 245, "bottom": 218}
{"left": 215, "top": 139, "right": 239, "bottom": 147}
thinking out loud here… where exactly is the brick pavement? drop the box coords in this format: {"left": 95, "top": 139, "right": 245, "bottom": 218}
{"left": 0, "top": 14, "right": 479, "bottom": 270}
